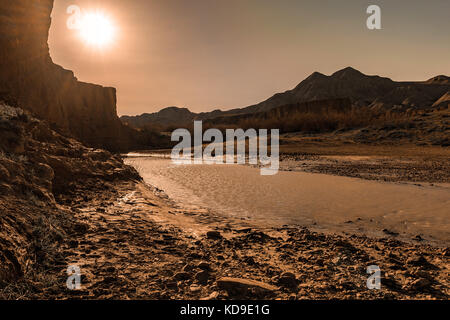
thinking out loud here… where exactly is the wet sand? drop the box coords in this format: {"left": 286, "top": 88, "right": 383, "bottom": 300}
{"left": 9, "top": 180, "right": 446, "bottom": 300}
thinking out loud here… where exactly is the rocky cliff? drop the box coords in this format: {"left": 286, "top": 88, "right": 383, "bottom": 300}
{"left": 0, "top": 0, "right": 142, "bottom": 152}
{"left": 0, "top": 102, "right": 141, "bottom": 284}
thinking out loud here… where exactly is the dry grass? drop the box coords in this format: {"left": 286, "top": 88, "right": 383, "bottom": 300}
{"left": 141, "top": 107, "right": 433, "bottom": 150}
{"left": 232, "top": 107, "right": 416, "bottom": 134}
{"left": 0, "top": 203, "right": 70, "bottom": 300}
{"left": 153, "top": 107, "right": 418, "bottom": 136}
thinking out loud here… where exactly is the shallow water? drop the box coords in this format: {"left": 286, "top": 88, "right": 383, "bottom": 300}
{"left": 125, "top": 156, "right": 450, "bottom": 243}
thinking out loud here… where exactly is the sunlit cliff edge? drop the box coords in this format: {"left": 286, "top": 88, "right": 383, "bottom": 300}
{"left": 0, "top": 0, "right": 146, "bottom": 152}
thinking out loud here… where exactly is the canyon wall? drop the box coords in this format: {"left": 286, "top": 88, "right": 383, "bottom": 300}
{"left": 0, "top": 0, "right": 141, "bottom": 152}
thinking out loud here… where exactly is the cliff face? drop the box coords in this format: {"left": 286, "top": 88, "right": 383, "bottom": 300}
{"left": 0, "top": 102, "right": 141, "bottom": 284}
{"left": 0, "top": 0, "right": 140, "bottom": 152}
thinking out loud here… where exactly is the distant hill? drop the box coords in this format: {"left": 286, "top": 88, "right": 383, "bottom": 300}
{"left": 121, "top": 67, "right": 450, "bottom": 129}
{"left": 121, "top": 107, "right": 226, "bottom": 129}
{"left": 234, "top": 67, "right": 396, "bottom": 115}
{"left": 426, "top": 75, "right": 450, "bottom": 85}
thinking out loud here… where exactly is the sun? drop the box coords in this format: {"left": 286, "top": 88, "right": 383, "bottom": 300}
{"left": 79, "top": 11, "right": 115, "bottom": 48}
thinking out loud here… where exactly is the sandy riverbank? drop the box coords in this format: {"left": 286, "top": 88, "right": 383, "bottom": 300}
{"left": 2, "top": 179, "right": 447, "bottom": 300}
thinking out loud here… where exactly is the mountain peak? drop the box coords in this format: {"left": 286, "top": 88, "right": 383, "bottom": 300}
{"left": 311, "top": 71, "right": 326, "bottom": 77}
{"left": 158, "top": 106, "right": 193, "bottom": 116}
{"left": 426, "top": 75, "right": 450, "bottom": 85}
{"left": 160, "top": 106, "right": 186, "bottom": 111}
{"left": 305, "top": 71, "right": 327, "bottom": 80}
{"left": 331, "top": 67, "right": 365, "bottom": 79}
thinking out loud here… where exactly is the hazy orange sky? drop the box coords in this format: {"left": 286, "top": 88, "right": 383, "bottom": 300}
{"left": 49, "top": 0, "right": 450, "bottom": 116}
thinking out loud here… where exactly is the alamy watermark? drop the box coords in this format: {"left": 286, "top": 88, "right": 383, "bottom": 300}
{"left": 66, "top": 265, "right": 82, "bottom": 290}
{"left": 66, "top": 5, "right": 83, "bottom": 30}
{"left": 367, "top": 5, "right": 382, "bottom": 30}
{"left": 366, "top": 265, "right": 381, "bottom": 290}
{"left": 171, "top": 121, "right": 279, "bottom": 176}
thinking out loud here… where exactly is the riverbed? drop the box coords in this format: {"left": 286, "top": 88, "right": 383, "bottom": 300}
{"left": 125, "top": 155, "right": 450, "bottom": 245}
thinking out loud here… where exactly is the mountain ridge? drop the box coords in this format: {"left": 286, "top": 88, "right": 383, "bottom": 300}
{"left": 122, "top": 67, "right": 450, "bottom": 129}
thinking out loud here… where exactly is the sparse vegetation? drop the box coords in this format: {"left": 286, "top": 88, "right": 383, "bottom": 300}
{"left": 233, "top": 107, "right": 410, "bottom": 133}
{"left": 140, "top": 104, "right": 449, "bottom": 150}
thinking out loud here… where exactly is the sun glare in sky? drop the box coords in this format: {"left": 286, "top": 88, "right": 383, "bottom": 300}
{"left": 78, "top": 11, "right": 115, "bottom": 48}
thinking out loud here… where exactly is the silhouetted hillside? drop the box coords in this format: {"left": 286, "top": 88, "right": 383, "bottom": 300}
{"left": 122, "top": 67, "right": 449, "bottom": 129}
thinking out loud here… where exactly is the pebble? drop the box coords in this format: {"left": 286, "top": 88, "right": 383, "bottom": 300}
{"left": 206, "top": 231, "right": 222, "bottom": 240}
{"left": 197, "top": 261, "right": 212, "bottom": 271}
{"left": 195, "top": 270, "right": 210, "bottom": 284}
{"left": 189, "top": 284, "right": 202, "bottom": 293}
{"left": 201, "top": 291, "right": 219, "bottom": 300}
{"left": 174, "top": 272, "right": 190, "bottom": 281}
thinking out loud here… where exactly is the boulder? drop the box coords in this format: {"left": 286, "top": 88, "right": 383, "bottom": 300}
{"left": 206, "top": 231, "right": 222, "bottom": 240}
{"left": 195, "top": 270, "right": 210, "bottom": 285}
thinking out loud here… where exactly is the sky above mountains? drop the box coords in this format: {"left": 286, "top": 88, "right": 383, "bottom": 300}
{"left": 49, "top": 0, "right": 450, "bottom": 116}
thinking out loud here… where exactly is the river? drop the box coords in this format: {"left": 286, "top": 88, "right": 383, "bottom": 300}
{"left": 125, "top": 155, "right": 450, "bottom": 244}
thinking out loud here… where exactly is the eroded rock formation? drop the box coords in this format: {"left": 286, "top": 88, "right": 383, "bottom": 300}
{"left": 0, "top": 103, "right": 141, "bottom": 283}
{"left": 0, "top": 0, "right": 141, "bottom": 152}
